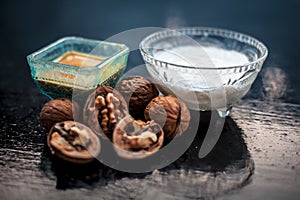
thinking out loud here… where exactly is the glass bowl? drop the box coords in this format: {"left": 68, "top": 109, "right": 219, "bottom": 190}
{"left": 27, "top": 36, "right": 129, "bottom": 99}
{"left": 139, "top": 27, "right": 268, "bottom": 117}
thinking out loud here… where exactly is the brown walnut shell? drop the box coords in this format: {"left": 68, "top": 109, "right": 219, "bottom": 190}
{"left": 47, "top": 121, "right": 100, "bottom": 164}
{"left": 40, "top": 98, "right": 75, "bottom": 129}
{"left": 144, "top": 95, "right": 190, "bottom": 142}
{"left": 115, "top": 76, "right": 159, "bottom": 120}
{"left": 113, "top": 115, "right": 164, "bottom": 159}
{"left": 83, "top": 84, "right": 129, "bottom": 140}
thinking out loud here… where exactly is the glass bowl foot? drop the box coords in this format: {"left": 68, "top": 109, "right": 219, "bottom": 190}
{"left": 217, "top": 107, "right": 232, "bottom": 118}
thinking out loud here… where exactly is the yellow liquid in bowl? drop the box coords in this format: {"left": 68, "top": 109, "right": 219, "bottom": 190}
{"left": 54, "top": 51, "right": 105, "bottom": 67}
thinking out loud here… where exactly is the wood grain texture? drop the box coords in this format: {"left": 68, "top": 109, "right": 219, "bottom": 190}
{"left": 223, "top": 100, "right": 300, "bottom": 200}
{"left": 0, "top": 89, "right": 299, "bottom": 200}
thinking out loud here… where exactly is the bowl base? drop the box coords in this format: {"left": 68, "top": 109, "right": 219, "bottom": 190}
{"left": 217, "top": 107, "right": 232, "bottom": 118}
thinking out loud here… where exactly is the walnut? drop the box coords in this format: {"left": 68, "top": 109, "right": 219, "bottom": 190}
{"left": 113, "top": 116, "right": 164, "bottom": 159}
{"left": 83, "top": 84, "right": 128, "bottom": 140}
{"left": 40, "top": 98, "right": 76, "bottom": 129}
{"left": 144, "top": 95, "right": 190, "bottom": 142}
{"left": 47, "top": 121, "right": 100, "bottom": 164}
{"left": 115, "top": 76, "right": 159, "bottom": 120}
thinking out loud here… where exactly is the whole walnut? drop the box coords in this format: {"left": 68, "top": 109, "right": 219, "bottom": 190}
{"left": 115, "top": 76, "right": 159, "bottom": 120}
{"left": 144, "top": 95, "right": 190, "bottom": 142}
{"left": 83, "top": 84, "right": 128, "bottom": 140}
{"left": 40, "top": 98, "right": 75, "bottom": 129}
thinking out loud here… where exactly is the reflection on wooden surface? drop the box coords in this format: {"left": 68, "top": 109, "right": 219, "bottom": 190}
{"left": 38, "top": 116, "right": 253, "bottom": 199}
{"left": 0, "top": 91, "right": 299, "bottom": 199}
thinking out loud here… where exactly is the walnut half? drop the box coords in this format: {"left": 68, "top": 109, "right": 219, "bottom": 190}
{"left": 113, "top": 116, "right": 164, "bottom": 159}
{"left": 83, "top": 84, "right": 128, "bottom": 140}
{"left": 47, "top": 121, "right": 100, "bottom": 164}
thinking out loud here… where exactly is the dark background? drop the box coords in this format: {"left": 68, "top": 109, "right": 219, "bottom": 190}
{"left": 0, "top": 0, "right": 300, "bottom": 103}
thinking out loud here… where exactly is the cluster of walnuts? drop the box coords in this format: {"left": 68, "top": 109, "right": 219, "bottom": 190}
{"left": 40, "top": 76, "right": 191, "bottom": 162}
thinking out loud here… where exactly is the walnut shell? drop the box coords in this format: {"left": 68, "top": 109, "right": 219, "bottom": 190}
{"left": 115, "top": 76, "right": 159, "bottom": 120}
{"left": 40, "top": 98, "right": 75, "bottom": 129}
{"left": 113, "top": 115, "right": 164, "bottom": 159}
{"left": 47, "top": 121, "right": 100, "bottom": 164}
{"left": 144, "top": 95, "right": 190, "bottom": 142}
{"left": 83, "top": 84, "right": 129, "bottom": 140}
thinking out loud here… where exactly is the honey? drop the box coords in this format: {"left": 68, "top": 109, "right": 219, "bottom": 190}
{"left": 54, "top": 51, "right": 105, "bottom": 67}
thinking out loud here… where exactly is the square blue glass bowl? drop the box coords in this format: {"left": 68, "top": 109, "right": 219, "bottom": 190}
{"left": 27, "top": 36, "right": 129, "bottom": 99}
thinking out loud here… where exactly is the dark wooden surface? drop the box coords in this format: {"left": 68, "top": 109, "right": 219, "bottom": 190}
{"left": 0, "top": 83, "right": 299, "bottom": 200}
{"left": 224, "top": 100, "right": 299, "bottom": 200}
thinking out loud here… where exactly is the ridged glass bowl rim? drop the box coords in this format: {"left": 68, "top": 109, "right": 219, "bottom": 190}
{"left": 139, "top": 27, "right": 268, "bottom": 70}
